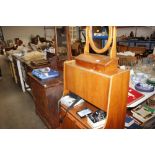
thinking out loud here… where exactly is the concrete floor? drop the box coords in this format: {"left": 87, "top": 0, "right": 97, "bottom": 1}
{"left": 0, "top": 55, "right": 46, "bottom": 128}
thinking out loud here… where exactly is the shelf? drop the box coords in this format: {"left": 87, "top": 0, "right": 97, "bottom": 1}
{"left": 118, "top": 40, "right": 155, "bottom": 43}
{"left": 117, "top": 40, "right": 155, "bottom": 50}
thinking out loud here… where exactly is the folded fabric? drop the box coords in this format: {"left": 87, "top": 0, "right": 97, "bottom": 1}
{"left": 117, "top": 51, "right": 135, "bottom": 56}
{"left": 22, "top": 51, "right": 45, "bottom": 61}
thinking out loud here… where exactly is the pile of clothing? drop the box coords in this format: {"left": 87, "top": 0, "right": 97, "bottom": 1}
{"left": 22, "top": 51, "right": 45, "bottom": 62}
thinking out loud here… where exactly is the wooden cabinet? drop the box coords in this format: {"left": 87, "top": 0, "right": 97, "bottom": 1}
{"left": 28, "top": 73, "right": 63, "bottom": 128}
{"left": 61, "top": 27, "right": 130, "bottom": 129}
{"left": 60, "top": 108, "right": 78, "bottom": 129}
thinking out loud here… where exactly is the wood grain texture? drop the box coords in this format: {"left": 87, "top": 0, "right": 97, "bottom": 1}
{"left": 63, "top": 60, "right": 130, "bottom": 128}
{"left": 62, "top": 26, "right": 130, "bottom": 128}
{"left": 64, "top": 60, "right": 110, "bottom": 111}
{"left": 118, "top": 55, "right": 137, "bottom": 66}
{"left": 85, "top": 26, "right": 113, "bottom": 54}
{"left": 110, "top": 26, "right": 117, "bottom": 58}
{"left": 75, "top": 53, "right": 118, "bottom": 73}
{"left": 28, "top": 73, "right": 63, "bottom": 128}
{"left": 54, "top": 27, "right": 58, "bottom": 56}
{"left": 104, "top": 70, "right": 130, "bottom": 128}
{"left": 65, "top": 27, "right": 73, "bottom": 60}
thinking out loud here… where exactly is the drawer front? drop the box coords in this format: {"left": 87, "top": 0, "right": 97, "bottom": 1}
{"left": 60, "top": 107, "right": 86, "bottom": 129}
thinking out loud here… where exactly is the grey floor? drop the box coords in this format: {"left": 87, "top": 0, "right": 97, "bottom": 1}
{"left": 0, "top": 55, "right": 46, "bottom": 128}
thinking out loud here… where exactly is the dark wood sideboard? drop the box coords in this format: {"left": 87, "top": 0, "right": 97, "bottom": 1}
{"left": 28, "top": 73, "right": 63, "bottom": 128}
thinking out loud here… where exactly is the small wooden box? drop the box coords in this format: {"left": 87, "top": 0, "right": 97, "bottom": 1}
{"left": 75, "top": 53, "right": 118, "bottom": 73}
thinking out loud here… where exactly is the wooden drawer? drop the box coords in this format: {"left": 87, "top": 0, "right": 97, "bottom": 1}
{"left": 60, "top": 107, "right": 86, "bottom": 129}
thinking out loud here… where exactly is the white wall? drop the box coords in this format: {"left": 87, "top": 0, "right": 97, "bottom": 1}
{"left": 44, "top": 27, "right": 55, "bottom": 41}
{"left": 117, "top": 26, "right": 155, "bottom": 38}
{"left": 2, "top": 26, "right": 55, "bottom": 45}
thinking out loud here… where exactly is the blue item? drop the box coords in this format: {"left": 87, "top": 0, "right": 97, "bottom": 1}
{"left": 125, "top": 116, "right": 135, "bottom": 127}
{"left": 135, "top": 83, "right": 154, "bottom": 92}
{"left": 126, "top": 116, "right": 134, "bottom": 123}
{"left": 126, "top": 123, "right": 143, "bottom": 129}
{"left": 32, "top": 68, "right": 59, "bottom": 80}
{"left": 92, "top": 26, "right": 108, "bottom": 48}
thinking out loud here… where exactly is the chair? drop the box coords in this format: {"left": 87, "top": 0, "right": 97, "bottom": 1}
{"left": 48, "top": 55, "right": 59, "bottom": 70}
{"left": 118, "top": 55, "right": 137, "bottom": 66}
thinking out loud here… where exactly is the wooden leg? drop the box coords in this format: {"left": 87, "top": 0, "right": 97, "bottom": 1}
{"left": 12, "top": 62, "right": 18, "bottom": 83}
